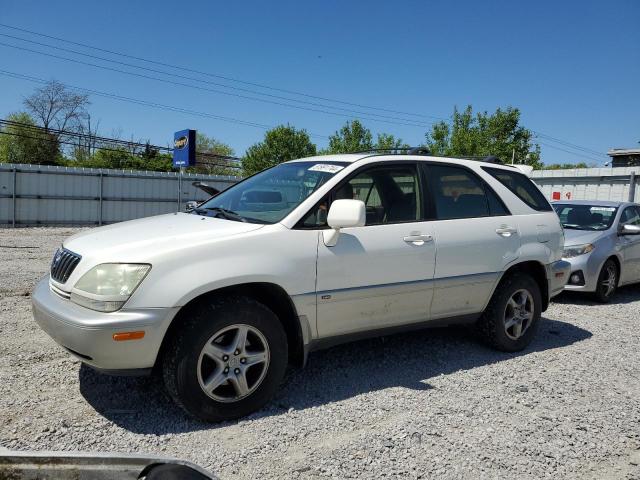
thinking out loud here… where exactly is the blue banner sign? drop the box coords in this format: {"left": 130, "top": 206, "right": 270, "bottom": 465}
{"left": 173, "top": 129, "right": 196, "bottom": 168}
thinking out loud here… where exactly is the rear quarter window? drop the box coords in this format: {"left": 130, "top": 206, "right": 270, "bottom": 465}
{"left": 482, "top": 167, "right": 552, "bottom": 212}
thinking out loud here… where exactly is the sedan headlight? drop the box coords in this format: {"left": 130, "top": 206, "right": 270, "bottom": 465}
{"left": 70, "top": 263, "right": 150, "bottom": 312}
{"left": 562, "top": 243, "right": 595, "bottom": 259}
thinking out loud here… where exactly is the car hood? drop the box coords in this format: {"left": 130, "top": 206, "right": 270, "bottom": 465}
{"left": 563, "top": 228, "right": 607, "bottom": 246}
{"left": 63, "top": 213, "right": 265, "bottom": 260}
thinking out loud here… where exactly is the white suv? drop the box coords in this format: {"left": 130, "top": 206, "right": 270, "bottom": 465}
{"left": 32, "top": 152, "right": 570, "bottom": 421}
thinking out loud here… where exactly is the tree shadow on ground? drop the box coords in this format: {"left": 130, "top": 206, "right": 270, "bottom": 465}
{"left": 79, "top": 317, "right": 592, "bottom": 435}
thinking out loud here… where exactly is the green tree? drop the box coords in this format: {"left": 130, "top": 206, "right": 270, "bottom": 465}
{"left": 543, "top": 162, "right": 590, "bottom": 170}
{"left": 375, "top": 132, "right": 409, "bottom": 151}
{"left": 425, "top": 105, "right": 542, "bottom": 168}
{"left": 242, "top": 125, "right": 316, "bottom": 176}
{"left": 72, "top": 148, "right": 173, "bottom": 171}
{"left": 197, "top": 132, "right": 234, "bottom": 157}
{"left": 195, "top": 132, "right": 238, "bottom": 175}
{"left": 0, "top": 112, "right": 61, "bottom": 165}
{"left": 324, "top": 120, "right": 373, "bottom": 154}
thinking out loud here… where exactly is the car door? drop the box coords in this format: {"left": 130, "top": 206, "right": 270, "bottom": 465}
{"left": 424, "top": 163, "right": 520, "bottom": 319}
{"left": 314, "top": 162, "right": 436, "bottom": 338}
{"left": 618, "top": 206, "right": 640, "bottom": 284}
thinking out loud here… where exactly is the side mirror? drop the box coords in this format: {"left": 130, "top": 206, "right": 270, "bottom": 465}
{"left": 323, "top": 199, "right": 366, "bottom": 247}
{"left": 619, "top": 224, "right": 640, "bottom": 235}
{"left": 185, "top": 201, "right": 199, "bottom": 212}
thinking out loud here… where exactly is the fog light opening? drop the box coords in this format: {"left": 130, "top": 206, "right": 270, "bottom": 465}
{"left": 568, "top": 271, "right": 585, "bottom": 286}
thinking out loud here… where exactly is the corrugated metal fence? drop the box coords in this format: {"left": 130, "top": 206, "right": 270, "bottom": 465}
{"left": 531, "top": 166, "right": 639, "bottom": 203}
{"left": 1, "top": 163, "right": 638, "bottom": 226}
{"left": 0, "top": 163, "right": 239, "bottom": 226}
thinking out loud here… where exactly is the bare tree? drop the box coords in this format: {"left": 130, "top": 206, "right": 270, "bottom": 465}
{"left": 23, "top": 80, "right": 90, "bottom": 138}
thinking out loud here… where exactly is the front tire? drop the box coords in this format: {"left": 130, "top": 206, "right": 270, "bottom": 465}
{"left": 162, "top": 296, "right": 288, "bottom": 422}
{"left": 477, "top": 273, "right": 542, "bottom": 352}
{"left": 593, "top": 258, "right": 618, "bottom": 303}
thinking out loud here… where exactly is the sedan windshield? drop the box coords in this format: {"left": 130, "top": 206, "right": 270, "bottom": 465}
{"left": 553, "top": 204, "right": 618, "bottom": 231}
{"left": 195, "top": 161, "right": 348, "bottom": 224}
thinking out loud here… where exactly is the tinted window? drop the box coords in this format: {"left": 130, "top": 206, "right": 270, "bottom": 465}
{"left": 346, "top": 165, "right": 421, "bottom": 225}
{"left": 483, "top": 167, "right": 552, "bottom": 212}
{"left": 429, "top": 165, "right": 505, "bottom": 220}
{"left": 299, "top": 164, "right": 422, "bottom": 227}
{"left": 486, "top": 187, "right": 510, "bottom": 216}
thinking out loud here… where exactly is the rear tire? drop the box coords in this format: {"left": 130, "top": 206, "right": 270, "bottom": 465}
{"left": 477, "top": 273, "right": 542, "bottom": 352}
{"left": 162, "top": 296, "right": 288, "bottom": 422}
{"left": 593, "top": 259, "right": 618, "bottom": 303}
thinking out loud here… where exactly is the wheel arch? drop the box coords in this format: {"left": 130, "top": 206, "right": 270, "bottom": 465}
{"left": 495, "top": 261, "right": 549, "bottom": 311}
{"left": 155, "top": 282, "right": 306, "bottom": 371}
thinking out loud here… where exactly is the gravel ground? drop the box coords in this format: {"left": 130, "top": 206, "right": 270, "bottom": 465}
{"left": 1, "top": 227, "right": 639, "bottom": 479}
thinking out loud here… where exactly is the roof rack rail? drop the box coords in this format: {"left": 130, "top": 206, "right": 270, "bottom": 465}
{"left": 407, "top": 147, "right": 431, "bottom": 155}
{"left": 352, "top": 146, "right": 431, "bottom": 155}
{"left": 456, "top": 155, "right": 504, "bottom": 164}
{"left": 348, "top": 148, "right": 508, "bottom": 165}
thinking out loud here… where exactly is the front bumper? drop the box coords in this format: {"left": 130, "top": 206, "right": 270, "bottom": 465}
{"left": 547, "top": 259, "right": 571, "bottom": 298}
{"left": 31, "top": 276, "right": 179, "bottom": 372}
{"left": 562, "top": 252, "right": 601, "bottom": 293}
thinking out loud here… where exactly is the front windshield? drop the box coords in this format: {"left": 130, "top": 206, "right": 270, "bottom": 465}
{"left": 196, "top": 161, "right": 348, "bottom": 224}
{"left": 553, "top": 203, "right": 618, "bottom": 231}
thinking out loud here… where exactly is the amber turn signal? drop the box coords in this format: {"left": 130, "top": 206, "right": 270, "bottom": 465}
{"left": 112, "top": 331, "right": 145, "bottom": 341}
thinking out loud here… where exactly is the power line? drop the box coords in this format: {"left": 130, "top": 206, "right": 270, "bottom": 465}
{"left": 0, "top": 28, "right": 606, "bottom": 162}
{"left": 536, "top": 141, "right": 605, "bottom": 164}
{"left": 0, "top": 24, "right": 608, "bottom": 161}
{"left": 533, "top": 131, "right": 605, "bottom": 157}
{"left": 0, "top": 32, "right": 438, "bottom": 127}
{"left": 0, "top": 69, "right": 329, "bottom": 140}
{"left": 0, "top": 22, "right": 442, "bottom": 121}
{"left": 0, "top": 41, "right": 432, "bottom": 130}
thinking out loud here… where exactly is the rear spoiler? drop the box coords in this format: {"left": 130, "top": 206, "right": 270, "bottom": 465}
{"left": 512, "top": 164, "right": 534, "bottom": 176}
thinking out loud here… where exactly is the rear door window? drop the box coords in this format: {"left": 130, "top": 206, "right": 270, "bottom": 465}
{"left": 427, "top": 164, "right": 509, "bottom": 220}
{"left": 483, "top": 167, "right": 552, "bottom": 212}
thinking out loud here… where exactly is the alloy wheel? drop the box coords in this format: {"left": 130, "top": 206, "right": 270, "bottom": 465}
{"left": 197, "top": 324, "right": 270, "bottom": 403}
{"left": 504, "top": 289, "right": 534, "bottom": 340}
{"left": 600, "top": 263, "right": 617, "bottom": 298}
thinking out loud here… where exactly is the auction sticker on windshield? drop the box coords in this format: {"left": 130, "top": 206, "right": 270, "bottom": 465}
{"left": 591, "top": 207, "right": 616, "bottom": 212}
{"left": 308, "top": 164, "right": 344, "bottom": 173}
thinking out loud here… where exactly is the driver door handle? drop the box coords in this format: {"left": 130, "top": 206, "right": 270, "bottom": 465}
{"left": 496, "top": 226, "right": 518, "bottom": 237}
{"left": 403, "top": 234, "right": 433, "bottom": 244}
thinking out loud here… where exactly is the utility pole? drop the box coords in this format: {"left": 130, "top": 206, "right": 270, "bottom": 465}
{"left": 511, "top": 148, "right": 515, "bottom": 165}
{"left": 178, "top": 167, "right": 184, "bottom": 211}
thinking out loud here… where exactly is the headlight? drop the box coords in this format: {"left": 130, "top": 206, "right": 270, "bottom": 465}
{"left": 562, "top": 243, "right": 595, "bottom": 259}
{"left": 70, "top": 263, "right": 150, "bottom": 312}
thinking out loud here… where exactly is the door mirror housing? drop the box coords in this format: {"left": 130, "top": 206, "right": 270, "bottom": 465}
{"left": 619, "top": 224, "right": 640, "bottom": 235}
{"left": 323, "top": 199, "right": 366, "bottom": 247}
{"left": 185, "top": 200, "right": 199, "bottom": 212}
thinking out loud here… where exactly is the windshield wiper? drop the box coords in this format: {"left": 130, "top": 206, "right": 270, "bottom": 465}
{"left": 204, "top": 207, "right": 248, "bottom": 222}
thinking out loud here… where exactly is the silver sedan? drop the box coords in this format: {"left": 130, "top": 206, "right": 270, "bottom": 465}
{"left": 553, "top": 200, "right": 640, "bottom": 302}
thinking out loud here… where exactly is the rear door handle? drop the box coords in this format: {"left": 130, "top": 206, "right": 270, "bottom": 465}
{"left": 496, "top": 226, "right": 518, "bottom": 237}
{"left": 403, "top": 234, "right": 433, "bottom": 244}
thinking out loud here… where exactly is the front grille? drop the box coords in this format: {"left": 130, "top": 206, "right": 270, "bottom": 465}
{"left": 50, "top": 248, "right": 82, "bottom": 284}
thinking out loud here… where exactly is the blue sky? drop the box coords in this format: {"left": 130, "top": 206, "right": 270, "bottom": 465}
{"left": 0, "top": 0, "right": 638, "bottom": 165}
